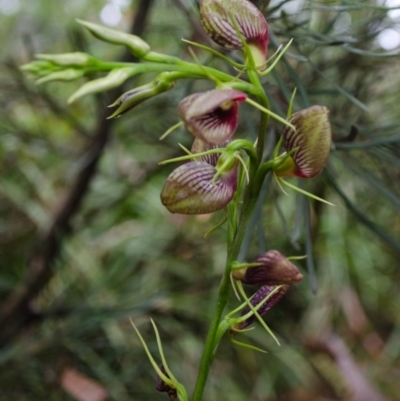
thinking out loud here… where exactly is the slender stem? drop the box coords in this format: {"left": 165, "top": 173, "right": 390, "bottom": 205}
{"left": 192, "top": 66, "right": 270, "bottom": 400}
{"left": 246, "top": 68, "right": 270, "bottom": 162}
{"left": 192, "top": 194, "right": 257, "bottom": 401}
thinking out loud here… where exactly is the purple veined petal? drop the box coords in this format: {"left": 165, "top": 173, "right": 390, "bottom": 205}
{"left": 236, "top": 285, "right": 289, "bottom": 331}
{"left": 283, "top": 105, "right": 332, "bottom": 178}
{"left": 244, "top": 250, "right": 303, "bottom": 286}
{"left": 178, "top": 89, "right": 247, "bottom": 145}
{"left": 200, "top": 0, "right": 269, "bottom": 68}
{"left": 190, "top": 138, "right": 230, "bottom": 166}
{"left": 160, "top": 161, "right": 237, "bottom": 215}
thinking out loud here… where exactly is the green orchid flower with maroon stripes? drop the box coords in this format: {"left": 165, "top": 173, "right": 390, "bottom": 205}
{"left": 160, "top": 139, "right": 238, "bottom": 215}
{"left": 200, "top": 0, "right": 269, "bottom": 70}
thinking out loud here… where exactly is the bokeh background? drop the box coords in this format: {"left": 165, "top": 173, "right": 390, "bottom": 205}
{"left": 1, "top": 0, "right": 400, "bottom": 400}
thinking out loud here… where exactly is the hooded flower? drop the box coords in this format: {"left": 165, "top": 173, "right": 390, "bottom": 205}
{"left": 178, "top": 89, "right": 247, "bottom": 145}
{"left": 233, "top": 285, "right": 289, "bottom": 332}
{"left": 160, "top": 139, "right": 238, "bottom": 214}
{"left": 276, "top": 105, "right": 332, "bottom": 178}
{"left": 233, "top": 250, "right": 303, "bottom": 286}
{"left": 200, "top": 0, "right": 269, "bottom": 69}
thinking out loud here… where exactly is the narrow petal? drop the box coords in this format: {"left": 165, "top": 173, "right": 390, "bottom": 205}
{"left": 283, "top": 105, "right": 332, "bottom": 178}
{"left": 178, "top": 89, "right": 247, "bottom": 144}
{"left": 160, "top": 161, "right": 237, "bottom": 214}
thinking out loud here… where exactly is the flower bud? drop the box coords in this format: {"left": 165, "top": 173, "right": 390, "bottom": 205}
{"left": 200, "top": 0, "right": 269, "bottom": 69}
{"left": 234, "top": 285, "right": 289, "bottom": 332}
{"left": 35, "top": 52, "right": 96, "bottom": 66}
{"left": 67, "top": 67, "right": 137, "bottom": 104}
{"left": 275, "top": 106, "right": 332, "bottom": 178}
{"left": 77, "top": 19, "right": 150, "bottom": 58}
{"left": 36, "top": 69, "right": 84, "bottom": 85}
{"left": 108, "top": 75, "right": 175, "bottom": 118}
{"left": 233, "top": 250, "right": 303, "bottom": 286}
{"left": 178, "top": 89, "right": 247, "bottom": 145}
{"left": 20, "top": 60, "right": 55, "bottom": 74}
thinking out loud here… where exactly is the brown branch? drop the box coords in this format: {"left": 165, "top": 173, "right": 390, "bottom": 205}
{"left": 0, "top": 0, "right": 155, "bottom": 345}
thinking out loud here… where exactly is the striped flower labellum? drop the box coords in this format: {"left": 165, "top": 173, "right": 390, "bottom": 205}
{"left": 234, "top": 285, "right": 289, "bottom": 332}
{"left": 277, "top": 105, "right": 332, "bottom": 178}
{"left": 178, "top": 89, "right": 247, "bottom": 145}
{"left": 233, "top": 250, "right": 303, "bottom": 286}
{"left": 160, "top": 140, "right": 238, "bottom": 214}
{"left": 200, "top": 0, "right": 269, "bottom": 69}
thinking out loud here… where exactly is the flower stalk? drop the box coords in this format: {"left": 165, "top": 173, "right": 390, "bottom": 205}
{"left": 22, "top": 5, "right": 334, "bottom": 400}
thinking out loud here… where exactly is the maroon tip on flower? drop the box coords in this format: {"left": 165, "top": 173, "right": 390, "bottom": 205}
{"left": 178, "top": 89, "right": 247, "bottom": 145}
{"left": 160, "top": 160, "right": 237, "bottom": 215}
{"left": 235, "top": 285, "right": 289, "bottom": 331}
{"left": 279, "top": 105, "right": 332, "bottom": 178}
{"left": 200, "top": 0, "right": 269, "bottom": 69}
{"left": 241, "top": 250, "right": 303, "bottom": 286}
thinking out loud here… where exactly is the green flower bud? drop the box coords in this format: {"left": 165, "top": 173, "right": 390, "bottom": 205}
{"left": 67, "top": 67, "right": 137, "bottom": 104}
{"left": 77, "top": 19, "right": 150, "bottom": 58}
{"left": 20, "top": 60, "right": 55, "bottom": 74}
{"left": 36, "top": 69, "right": 84, "bottom": 85}
{"left": 35, "top": 52, "right": 96, "bottom": 66}
{"left": 108, "top": 74, "right": 175, "bottom": 118}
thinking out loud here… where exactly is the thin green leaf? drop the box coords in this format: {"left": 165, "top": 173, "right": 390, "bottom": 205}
{"left": 278, "top": 177, "right": 335, "bottom": 206}
{"left": 230, "top": 337, "right": 268, "bottom": 353}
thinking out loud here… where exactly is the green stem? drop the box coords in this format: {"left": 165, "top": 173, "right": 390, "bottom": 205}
{"left": 192, "top": 64, "right": 270, "bottom": 400}
{"left": 192, "top": 194, "right": 257, "bottom": 401}
{"left": 246, "top": 68, "right": 270, "bottom": 163}
{"left": 94, "top": 58, "right": 259, "bottom": 95}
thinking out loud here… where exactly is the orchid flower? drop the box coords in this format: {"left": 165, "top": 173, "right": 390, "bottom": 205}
{"left": 160, "top": 139, "right": 238, "bottom": 214}
{"left": 232, "top": 250, "right": 303, "bottom": 286}
{"left": 275, "top": 105, "right": 332, "bottom": 178}
{"left": 200, "top": 0, "right": 269, "bottom": 69}
{"left": 178, "top": 89, "right": 247, "bottom": 145}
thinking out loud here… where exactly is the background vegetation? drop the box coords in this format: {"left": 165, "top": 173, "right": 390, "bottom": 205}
{"left": 1, "top": 0, "right": 400, "bottom": 400}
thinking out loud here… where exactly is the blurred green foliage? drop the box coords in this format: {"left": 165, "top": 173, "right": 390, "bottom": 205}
{"left": 1, "top": 0, "right": 400, "bottom": 400}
